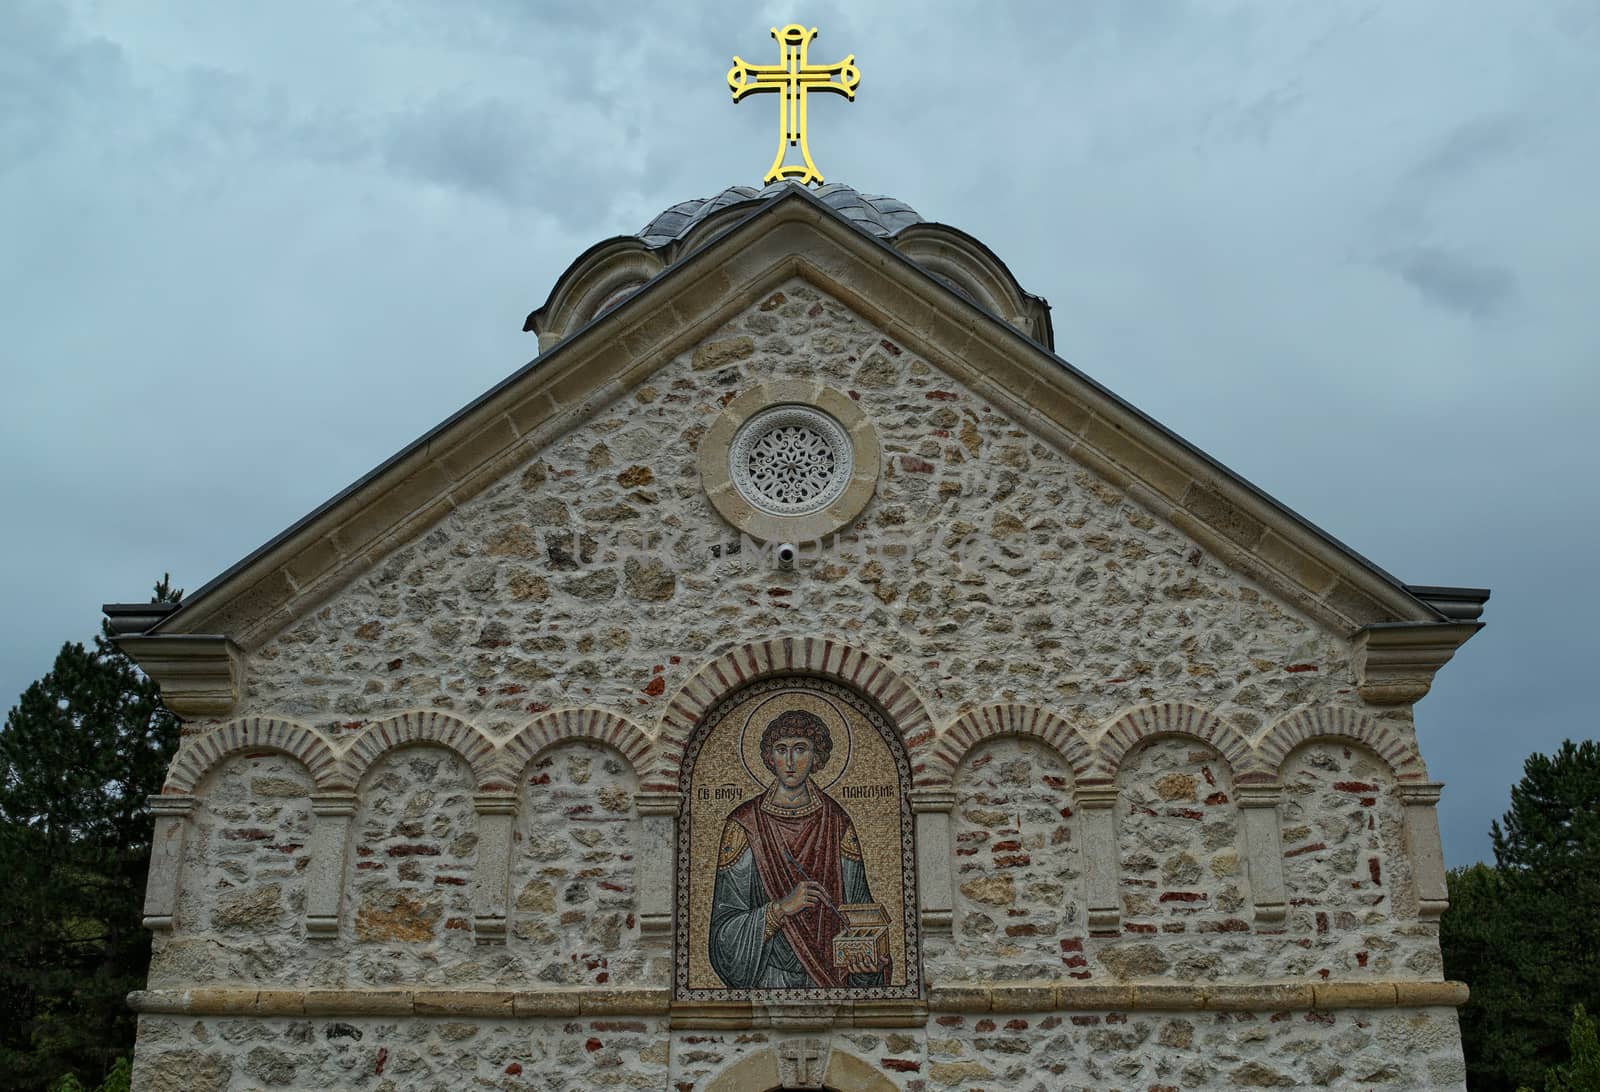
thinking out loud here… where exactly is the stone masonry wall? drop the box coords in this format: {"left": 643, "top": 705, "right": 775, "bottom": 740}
{"left": 240, "top": 278, "right": 1366, "bottom": 738}
{"left": 511, "top": 741, "right": 655, "bottom": 987}
{"left": 934, "top": 737, "right": 1083, "bottom": 984}
{"left": 344, "top": 745, "right": 481, "bottom": 985}
{"left": 141, "top": 279, "right": 1461, "bottom": 1086}
{"left": 1280, "top": 740, "right": 1438, "bottom": 981}
{"left": 1110, "top": 738, "right": 1249, "bottom": 978}
{"left": 132, "top": 1007, "right": 1467, "bottom": 1091}
{"left": 153, "top": 753, "right": 314, "bottom": 986}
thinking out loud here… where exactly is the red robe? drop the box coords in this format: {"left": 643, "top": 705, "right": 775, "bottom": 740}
{"left": 727, "top": 788, "right": 854, "bottom": 988}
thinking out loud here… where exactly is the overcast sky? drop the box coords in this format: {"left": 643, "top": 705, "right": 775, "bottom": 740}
{"left": 3, "top": 1, "right": 1596, "bottom": 866}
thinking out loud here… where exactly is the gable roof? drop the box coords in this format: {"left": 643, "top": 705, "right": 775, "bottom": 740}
{"left": 115, "top": 185, "right": 1483, "bottom": 693}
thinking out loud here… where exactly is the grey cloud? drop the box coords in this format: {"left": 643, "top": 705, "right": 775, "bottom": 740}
{"left": 1377, "top": 245, "right": 1517, "bottom": 319}
{"left": 384, "top": 95, "right": 542, "bottom": 203}
{"left": 1411, "top": 115, "right": 1526, "bottom": 185}
{"left": 0, "top": 1, "right": 129, "bottom": 167}
{"left": 381, "top": 94, "right": 627, "bottom": 224}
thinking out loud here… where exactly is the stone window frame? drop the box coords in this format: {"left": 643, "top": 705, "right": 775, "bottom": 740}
{"left": 699, "top": 380, "right": 880, "bottom": 543}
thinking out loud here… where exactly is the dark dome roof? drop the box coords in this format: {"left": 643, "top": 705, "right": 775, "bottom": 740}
{"left": 529, "top": 181, "right": 1052, "bottom": 352}
{"left": 637, "top": 182, "right": 923, "bottom": 248}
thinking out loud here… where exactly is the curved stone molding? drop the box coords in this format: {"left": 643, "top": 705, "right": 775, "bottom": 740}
{"left": 650, "top": 637, "right": 936, "bottom": 793}
{"left": 162, "top": 717, "right": 339, "bottom": 794}
{"left": 923, "top": 703, "right": 1095, "bottom": 789}
{"left": 1257, "top": 706, "right": 1426, "bottom": 781}
{"left": 698, "top": 381, "right": 881, "bottom": 544}
{"left": 337, "top": 710, "right": 498, "bottom": 789}
{"left": 524, "top": 236, "right": 665, "bottom": 353}
{"left": 892, "top": 223, "right": 1053, "bottom": 346}
{"left": 497, "top": 707, "right": 654, "bottom": 786}
{"left": 1093, "top": 701, "right": 1258, "bottom": 780}
{"left": 705, "top": 1043, "right": 898, "bottom": 1092}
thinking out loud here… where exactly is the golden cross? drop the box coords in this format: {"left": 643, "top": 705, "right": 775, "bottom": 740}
{"left": 728, "top": 25, "right": 860, "bottom": 186}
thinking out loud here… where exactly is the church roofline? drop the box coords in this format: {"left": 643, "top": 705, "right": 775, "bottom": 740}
{"left": 526, "top": 182, "right": 1053, "bottom": 352}
{"left": 129, "top": 184, "right": 1476, "bottom": 657}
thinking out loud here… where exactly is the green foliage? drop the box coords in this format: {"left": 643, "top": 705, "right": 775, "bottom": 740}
{"left": 47, "top": 1057, "right": 131, "bottom": 1092}
{"left": 1516, "top": 1007, "right": 1600, "bottom": 1092}
{"left": 0, "top": 580, "right": 181, "bottom": 1091}
{"left": 1445, "top": 740, "right": 1600, "bottom": 1091}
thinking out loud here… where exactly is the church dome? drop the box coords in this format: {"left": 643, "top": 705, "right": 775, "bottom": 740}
{"left": 637, "top": 182, "right": 924, "bottom": 247}
{"left": 527, "top": 181, "right": 1053, "bottom": 352}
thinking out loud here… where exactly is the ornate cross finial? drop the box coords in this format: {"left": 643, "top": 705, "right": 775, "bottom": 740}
{"left": 728, "top": 24, "right": 860, "bottom": 186}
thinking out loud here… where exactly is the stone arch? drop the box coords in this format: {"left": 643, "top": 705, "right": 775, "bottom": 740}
{"left": 894, "top": 222, "right": 1052, "bottom": 345}
{"left": 497, "top": 708, "right": 653, "bottom": 788}
{"left": 1094, "top": 701, "right": 1259, "bottom": 780}
{"left": 925, "top": 703, "right": 1095, "bottom": 789}
{"left": 526, "top": 235, "right": 665, "bottom": 350}
{"left": 338, "top": 710, "right": 497, "bottom": 790}
{"left": 176, "top": 747, "right": 317, "bottom": 947}
{"left": 703, "top": 1044, "right": 899, "bottom": 1092}
{"left": 651, "top": 637, "right": 936, "bottom": 791}
{"left": 1257, "top": 706, "right": 1426, "bottom": 781}
{"left": 162, "top": 717, "right": 339, "bottom": 794}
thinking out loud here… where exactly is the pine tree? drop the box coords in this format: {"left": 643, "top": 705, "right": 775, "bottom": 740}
{"left": 1445, "top": 740, "right": 1600, "bottom": 1091}
{"left": 0, "top": 578, "right": 181, "bottom": 1090}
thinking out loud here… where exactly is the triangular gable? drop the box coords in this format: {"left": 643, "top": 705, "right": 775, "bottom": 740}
{"left": 114, "top": 186, "right": 1481, "bottom": 714}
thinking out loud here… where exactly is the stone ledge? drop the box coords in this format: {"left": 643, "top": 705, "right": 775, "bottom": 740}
{"left": 128, "top": 980, "right": 1468, "bottom": 1019}
{"left": 669, "top": 1000, "right": 931, "bottom": 1030}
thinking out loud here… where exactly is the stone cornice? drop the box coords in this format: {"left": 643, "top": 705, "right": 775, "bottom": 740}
{"left": 634, "top": 790, "right": 684, "bottom": 817}
{"left": 1395, "top": 780, "right": 1446, "bottom": 807}
{"left": 128, "top": 979, "right": 1469, "bottom": 1020}
{"left": 1353, "top": 622, "right": 1484, "bottom": 705}
{"left": 114, "top": 635, "right": 243, "bottom": 719}
{"left": 142, "top": 188, "right": 1462, "bottom": 653}
{"left": 907, "top": 789, "right": 957, "bottom": 814}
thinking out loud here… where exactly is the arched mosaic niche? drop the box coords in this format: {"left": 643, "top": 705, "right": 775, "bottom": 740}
{"left": 675, "top": 675, "right": 920, "bottom": 1003}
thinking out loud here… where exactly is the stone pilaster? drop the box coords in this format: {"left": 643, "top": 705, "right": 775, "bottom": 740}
{"left": 1074, "top": 781, "right": 1119, "bottom": 937}
{"left": 305, "top": 793, "right": 356, "bottom": 939}
{"left": 143, "top": 795, "right": 195, "bottom": 931}
{"left": 636, "top": 791, "right": 683, "bottom": 941}
{"left": 472, "top": 791, "right": 520, "bottom": 944}
{"left": 909, "top": 789, "right": 956, "bottom": 934}
{"left": 1396, "top": 781, "right": 1449, "bottom": 919}
{"left": 1237, "top": 782, "right": 1287, "bottom": 926}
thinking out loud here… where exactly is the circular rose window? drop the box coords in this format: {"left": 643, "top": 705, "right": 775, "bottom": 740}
{"left": 699, "top": 381, "right": 880, "bottom": 542}
{"left": 729, "top": 405, "right": 855, "bottom": 517}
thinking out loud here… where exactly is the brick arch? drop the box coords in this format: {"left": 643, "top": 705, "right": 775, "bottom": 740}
{"left": 1094, "top": 701, "right": 1261, "bottom": 780}
{"left": 162, "top": 717, "right": 339, "bottom": 794}
{"left": 1257, "top": 706, "right": 1427, "bottom": 781}
{"left": 337, "top": 710, "right": 498, "bottom": 790}
{"left": 650, "top": 637, "right": 937, "bottom": 792}
{"left": 924, "top": 704, "right": 1095, "bottom": 790}
{"left": 497, "top": 708, "right": 654, "bottom": 788}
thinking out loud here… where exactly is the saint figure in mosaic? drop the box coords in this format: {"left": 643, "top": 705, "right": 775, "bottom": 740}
{"left": 708, "top": 709, "right": 890, "bottom": 988}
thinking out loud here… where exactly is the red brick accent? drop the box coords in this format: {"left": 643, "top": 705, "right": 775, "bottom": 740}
{"left": 1094, "top": 702, "right": 1262, "bottom": 780}
{"left": 649, "top": 638, "right": 935, "bottom": 791}
{"left": 923, "top": 703, "right": 1096, "bottom": 790}
{"left": 162, "top": 717, "right": 341, "bottom": 794}
{"left": 498, "top": 708, "right": 653, "bottom": 784}
{"left": 338, "top": 711, "right": 498, "bottom": 790}
{"left": 1256, "top": 707, "right": 1426, "bottom": 781}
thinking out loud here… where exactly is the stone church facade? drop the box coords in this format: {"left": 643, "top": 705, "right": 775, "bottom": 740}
{"left": 111, "top": 183, "right": 1487, "bottom": 1090}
